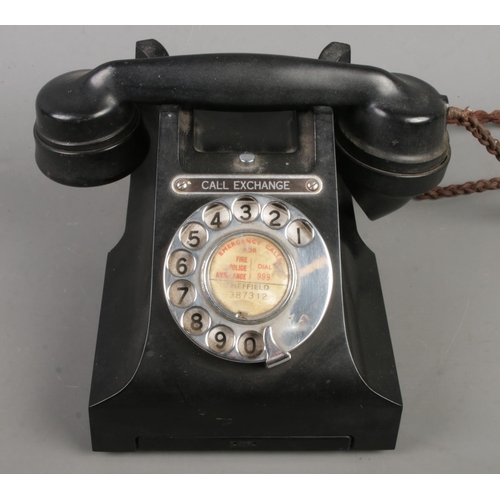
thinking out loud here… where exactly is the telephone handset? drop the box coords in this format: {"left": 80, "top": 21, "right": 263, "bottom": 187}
{"left": 35, "top": 40, "right": 450, "bottom": 451}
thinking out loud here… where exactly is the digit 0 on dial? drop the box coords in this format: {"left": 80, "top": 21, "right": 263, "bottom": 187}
{"left": 163, "top": 194, "right": 333, "bottom": 366}
{"left": 238, "top": 331, "right": 264, "bottom": 359}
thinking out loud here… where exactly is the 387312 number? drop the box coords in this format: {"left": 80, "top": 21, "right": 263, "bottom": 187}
{"left": 229, "top": 292, "right": 268, "bottom": 300}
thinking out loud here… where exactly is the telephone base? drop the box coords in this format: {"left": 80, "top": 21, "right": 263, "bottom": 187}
{"left": 88, "top": 101, "right": 402, "bottom": 452}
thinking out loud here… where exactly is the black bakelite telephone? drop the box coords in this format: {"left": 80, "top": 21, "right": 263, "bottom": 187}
{"left": 34, "top": 40, "right": 450, "bottom": 451}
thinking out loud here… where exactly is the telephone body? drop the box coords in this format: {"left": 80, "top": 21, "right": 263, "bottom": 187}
{"left": 34, "top": 40, "right": 450, "bottom": 451}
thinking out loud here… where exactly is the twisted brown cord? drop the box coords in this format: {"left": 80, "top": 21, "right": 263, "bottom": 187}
{"left": 448, "top": 107, "right": 500, "bottom": 158}
{"left": 447, "top": 108, "right": 500, "bottom": 126}
{"left": 416, "top": 107, "right": 500, "bottom": 200}
{"left": 417, "top": 177, "right": 500, "bottom": 199}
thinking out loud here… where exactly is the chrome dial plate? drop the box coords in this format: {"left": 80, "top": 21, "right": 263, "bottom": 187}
{"left": 163, "top": 194, "right": 333, "bottom": 366}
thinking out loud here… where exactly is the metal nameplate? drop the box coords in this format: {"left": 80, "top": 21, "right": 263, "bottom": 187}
{"left": 172, "top": 175, "right": 323, "bottom": 195}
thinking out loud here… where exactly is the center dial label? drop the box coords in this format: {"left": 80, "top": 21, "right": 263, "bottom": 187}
{"left": 207, "top": 233, "right": 291, "bottom": 321}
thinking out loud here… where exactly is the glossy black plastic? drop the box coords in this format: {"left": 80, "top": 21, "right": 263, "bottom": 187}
{"left": 82, "top": 41, "right": 402, "bottom": 452}
{"left": 34, "top": 40, "right": 453, "bottom": 451}
{"left": 88, "top": 103, "right": 402, "bottom": 452}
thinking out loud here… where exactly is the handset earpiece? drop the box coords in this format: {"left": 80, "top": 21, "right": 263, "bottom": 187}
{"left": 335, "top": 74, "right": 450, "bottom": 219}
{"left": 34, "top": 40, "right": 163, "bottom": 188}
{"left": 35, "top": 70, "right": 148, "bottom": 187}
{"left": 34, "top": 39, "right": 170, "bottom": 187}
{"left": 317, "top": 42, "right": 450, "bottom": 219}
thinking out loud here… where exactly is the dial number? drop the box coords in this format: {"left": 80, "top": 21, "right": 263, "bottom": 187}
{"left": 203, "top": 203, "right": 231, "bottom": 230}
{"left": 286, "top": 219, "right": 314, "bottom": 247}
{"left": 169, "top": 280, "right": 196, "bottom": 307}
{"left": 183, "top": 307, "right": 211, "bottom": 335}
{"left": 262, "top": 202, "right": 289, "bottom": 229}
{"left": 233, "top": 197, "right": 259, "bottom": 223}
{"left": 180, "top": 223, "right": 208, "bottom": 250}
{"left": 168, "top": 250, "right": 196, "bottom": 277}
{"left": 238, "top": 331, "right": 264, "bottom": 359}
{"left": 207, "top": 326, "right": 235, "bottom": 354}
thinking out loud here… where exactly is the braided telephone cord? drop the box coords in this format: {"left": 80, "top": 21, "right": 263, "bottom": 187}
{"left": 416, "top": 107, "right": 500, "bottom": 200}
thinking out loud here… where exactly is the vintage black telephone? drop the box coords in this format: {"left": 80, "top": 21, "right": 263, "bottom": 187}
{"left": 34, "top": 40, "right": 450, "bottom": 451}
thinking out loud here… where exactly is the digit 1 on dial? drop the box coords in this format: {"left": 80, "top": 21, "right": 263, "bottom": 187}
{"left": 286, "top": 219, "right": 314, "bottom": 247}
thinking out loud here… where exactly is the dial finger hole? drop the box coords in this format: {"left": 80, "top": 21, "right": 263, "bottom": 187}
{"left": 207, "top": 326, "right": 235, "bottom": 354}
{"left": 262, "top": 202, "right": 290, "bottom": 229}
{"left": 233, "top": 196, "right": 260, "bottom": 223}
{"left": 168, "top": 250, "right": 196, "bottom": 277}
{"left": 203, "top": 203, "right": 231, "bottom": 230}
{"left": 183, "top": 307, "right": 211, "bottom": 335}
{"left": 180, "top": 222, "right": 208, "bottom": 250}
{"left": 286, "top": 219, "right": 314, "bottom": 247}
{"left": 238, "top": 331, "right": 264, "bottom": 359}
{"left": 169, "top": 280, "right": 196, "bottom": 308}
